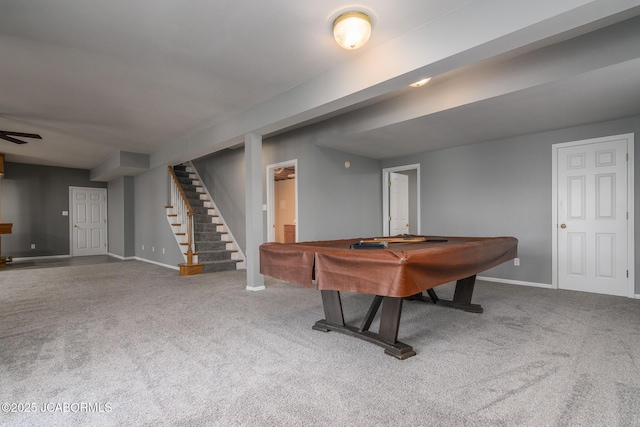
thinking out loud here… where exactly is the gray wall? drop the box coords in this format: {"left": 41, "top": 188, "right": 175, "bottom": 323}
{"left": 0, "top": 162, "right": 106, "bottom": 257}
{"left": 6, "top": 118, "right": 636, "bottom": 290}
{"left": 192, "top": 149, "right": 247, "bottom": 252}
{"left": 107, "top": 176, "right": 135, "bottom": 258}
{"left": 293, "top": 145, "right": 381, "bottom": 241}
{"left": 382, "top": 115, "right": 640, "bottom": 292}
{"left": 133, "top": 165, "right": 184, "bottom": 266}
{"left": 192, "top": 134, "right": 383, "bottom": 253}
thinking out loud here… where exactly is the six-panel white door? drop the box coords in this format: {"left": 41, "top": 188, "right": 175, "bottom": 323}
{"left": 557, "top": 138, "right": 628, "bottom": 296}
{"left": 71, "top": 187, "right": 107, "bottom": 256}
{"left": 389, "top": 172, "right": 409, "bottom": 236}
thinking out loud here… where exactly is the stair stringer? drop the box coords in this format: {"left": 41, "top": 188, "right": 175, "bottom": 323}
{"left": 186, "top": 161, "right": 246, "bottom": 269}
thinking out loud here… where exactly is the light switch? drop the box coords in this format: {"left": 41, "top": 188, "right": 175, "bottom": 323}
{"left": 62, "top": 211, "right": 69, "bottom": 216}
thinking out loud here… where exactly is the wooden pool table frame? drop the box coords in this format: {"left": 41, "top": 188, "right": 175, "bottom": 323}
{"left": 260, "top": 236, "right": 517, "bottom": 360}
{"left": 313, "top": 274, "right": 480, "bottom": 359}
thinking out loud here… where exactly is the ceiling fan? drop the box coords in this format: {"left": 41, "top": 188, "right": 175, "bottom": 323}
{"left": 0, "top": 130, "right": 42, "bottom": 144}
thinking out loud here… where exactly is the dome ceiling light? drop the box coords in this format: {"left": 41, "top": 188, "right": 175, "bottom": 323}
{"left": 333, "top": 11, "right": 372, "bottom": 50}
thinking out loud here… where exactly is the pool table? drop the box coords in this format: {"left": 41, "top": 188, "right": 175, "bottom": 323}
{"left": 260, "top": 235, "right": 518, "bottom": 359}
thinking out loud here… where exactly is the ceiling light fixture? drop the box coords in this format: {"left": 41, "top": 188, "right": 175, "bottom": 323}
{"left": 333, "top": 12, "right": 372, "bottom": 50}
{"left": 409, "top": 78, "right": 432, "bottom": 88}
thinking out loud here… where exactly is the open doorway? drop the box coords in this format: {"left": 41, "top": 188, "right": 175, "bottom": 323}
{"left": 382, "top": 164, "right": 420, "bottom": 237}
{"left": 266, "top": 160, "right": 298, "bottom": 243}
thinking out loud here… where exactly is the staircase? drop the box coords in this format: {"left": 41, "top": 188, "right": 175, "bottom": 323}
{"left": 169, "top": 165, "right": 243, "bottom": 274}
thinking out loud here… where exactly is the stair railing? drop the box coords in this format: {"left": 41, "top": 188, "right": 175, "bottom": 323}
{"left": 168, "top": 166, "right": 195, "bottom": 265}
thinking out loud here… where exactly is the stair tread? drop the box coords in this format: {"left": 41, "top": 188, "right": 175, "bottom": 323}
{"left": 172, "top": 164, "right": 242, "bottom": 273}
{"left": 200, "top": 259, "right": 242, "bottom": 265}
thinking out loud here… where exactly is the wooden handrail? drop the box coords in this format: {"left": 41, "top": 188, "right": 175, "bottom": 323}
{"left": 168, "top": 166, "right": 195, "bottom": 265}
{"left": 168, "top": 166, "right": 194, "bottom": 216}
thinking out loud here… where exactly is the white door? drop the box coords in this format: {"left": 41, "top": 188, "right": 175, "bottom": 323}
{"left": 389, "top": 172, "right": 409, "bottom": 236}
{"left": 71, "top": 187, "right": 107, "bottom": 256}
{"left": 556, "top": 137, "right": 629, "bottom": 296}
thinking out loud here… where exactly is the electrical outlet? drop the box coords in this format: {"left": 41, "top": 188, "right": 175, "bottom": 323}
{"left": 162, "top": 248, "right": 165, "bottom": 254}
{"left": 31, "top": 243, "right": 36, "bottom": 249}
{"left": 514, "top": 258, "right": 520, "bottom": 266}
{"left": 152, "top": 246, "right": 155, "bottom": 252}
{"left": 142, "top": 245, "right": 144, "bottom": 250}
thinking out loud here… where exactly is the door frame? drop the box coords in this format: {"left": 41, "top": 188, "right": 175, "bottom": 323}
{"left": 69, "top": 186, "right": 108, "bottom": 257}
{"left": 266, "top": 159, "right": 298, "bottom": 243}
{"left": 551, "top": 133, "right": 634, "bottom": 298}
{"left": 382, "top": 164, "right": 420, "bottom": 236}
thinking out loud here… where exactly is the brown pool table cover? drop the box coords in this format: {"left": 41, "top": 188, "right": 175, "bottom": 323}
{"left": 259, "top": 236, "right": 518, "bottom": 298}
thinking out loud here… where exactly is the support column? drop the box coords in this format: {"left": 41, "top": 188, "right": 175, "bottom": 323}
{"left": 245, "top": 132, "right": 265, "bottom": 291}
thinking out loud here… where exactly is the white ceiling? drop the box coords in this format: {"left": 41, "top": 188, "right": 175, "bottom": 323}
{"left": 1, "top": 0, "right": 640, "bottom": 177}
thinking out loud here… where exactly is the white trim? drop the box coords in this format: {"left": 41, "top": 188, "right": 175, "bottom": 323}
{"left": 629, "top": 135, "right": 636, "bottom": 298}
{"left": 551, "top": 133, "right": 635, "bottom": 298}
{"left": 11, "top": 255, "right": 71, "bottom": 262}
{"left": 12, "top": 255, "right": 135, "bottom": 263}
{"left": 635, "top": 294, "right": 640, "bottom": 299}
{"left": 477, "top": 276, "right": 552, "bottom": 289}
{"left": 246, "top": 285, "right": 266, "bottom": 292}
{"left": 133, "top": 256, "right": 180, "bottom": 271}
{"left": 382, "top": 164, "right": 420, "bottom": 236}
{"left": 107, "top": 253, "right": 136, "bottom": 261}
{"left": 266, "top": 159, "right": 299, "bottom": 243}
{"left": 551, "top": 144, "right": 559, "bottom": 289}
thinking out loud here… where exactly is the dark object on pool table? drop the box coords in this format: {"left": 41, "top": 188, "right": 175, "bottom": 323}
{"left": 350, "top": 241, "right": 387, "bottom": 249}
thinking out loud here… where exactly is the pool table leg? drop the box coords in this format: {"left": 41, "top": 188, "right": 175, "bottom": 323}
{"left": 312, "top": 291, "right": 416, "bottom": 360}
{"left": 321, "top": 289, "right": 345, "bottom": 326}
{"left": 378, "top": 297, "right": 416, "bottom": 359}
{"left": 406, "top": 275, "right": 483, "bottom": 313}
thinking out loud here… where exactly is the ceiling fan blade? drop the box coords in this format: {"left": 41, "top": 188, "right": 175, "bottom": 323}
{"left": 0, "top": 131, "right": 42, "bottom": 139}
{"left": 0, "top": 133, "right": 29, "bottom": 144}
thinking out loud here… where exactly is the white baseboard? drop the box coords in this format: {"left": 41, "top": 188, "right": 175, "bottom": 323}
{"left": 477, "top": 276, "right": 552, "bottom": 289}
{"left": 107, "top": 253, "right": 136, "bottom": 261}
{"left": 14, "top": 254, "right": 137, "bottom": 262}
{"left": 480, "top": 277, "right": 640, "bottom": 298}
{"left": 134, "top": 257, "right": 180, "bottom": 271}
{"left": 246, "top": 285, "right": 266, "bottom": 292}
{"left": 11, "top": 254, "right": 71, "bottom": 262}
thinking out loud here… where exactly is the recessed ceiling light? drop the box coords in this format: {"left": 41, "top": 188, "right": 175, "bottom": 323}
{"left": 410, "top": 77, "right": 432, "bottom": 88}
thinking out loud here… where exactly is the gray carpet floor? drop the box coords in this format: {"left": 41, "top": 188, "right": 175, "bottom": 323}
{"left": 1, "top": 261, "right": 639, "bottom": 426}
